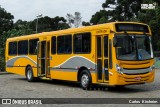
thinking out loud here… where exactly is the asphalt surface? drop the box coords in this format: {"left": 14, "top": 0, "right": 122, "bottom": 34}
{"left": 0, "top": 70, "right": 160, "bottom": 107}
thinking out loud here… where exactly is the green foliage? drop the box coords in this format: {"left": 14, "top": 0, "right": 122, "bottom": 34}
{"left": 90, "top": 10, "right": 108, "bottom": 25}
{"left": 82, "top": 21, "right": 91, "bottom": 26}
{"left": 0, "top": 6, "right": 14, "bottom": 53}
{"left": 0, "top": 6, "right": 14, "bottom": 71}
{"left": 0, "top": 6, "right": 14, "bottom": 35}
{"left": 138, "top": 3, "right": 160, "bottom": 51}
{"left": 91, "top": 0, "right": 141, "bottom": 24}
{"left": 157, "top": 41, "right": 160, "bottom": 51}
{"left": 0, "top": 57, "right": 5, "bottom": 71}
{"left": 29, "top": 16, "right": 69, "bottom": 33}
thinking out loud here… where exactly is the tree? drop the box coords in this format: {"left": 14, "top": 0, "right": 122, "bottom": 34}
{"left": 0, "top": 6, "right": 14, "bottom": 53}
{"left": 90, "top": 0, "right": 141, "bottom": 24}
{"left": 29, "top": 16, "right": 69, "bottom": 33}
{"left": 0, "top": 20, "right": 34, "bottom": 71}
{"left": 14, "top": 20, "right": 33, "bottom": 35}
{"left": 74, "top": 12, "right": 82, "bottom": 28}
{"left": 137, "top": 1, "right": 160, "bottom": 51}
{"left": 0, "top": 6, "right": 14, "bottom": 71}
{"left": 90, "top": 10, "right": 109, "bottom": 25}
{"left": 66, "top": 12, "right": 82, "bottom": 28}
{"left": 82, "top": 21, "right": 91, "bottom": 26}
{"left": 51, "top": 16, "right": 69, "bottom": 30}
{"left": 0, "top": 6, "right": 14, "bottom": 35}
{"left": 103, "top": 0, "right": 141, "bottom": 21}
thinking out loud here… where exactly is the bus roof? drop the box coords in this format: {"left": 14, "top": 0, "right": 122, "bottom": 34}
{"left": 6, "top": 22, "right": 150, "bottom": 42}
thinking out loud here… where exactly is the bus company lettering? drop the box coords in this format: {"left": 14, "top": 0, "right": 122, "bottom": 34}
{"left": 96, "top": 29, "right": 108, "bottom": 34}
{"left": 12, "top": 99, "right": 42, "bottom": 104}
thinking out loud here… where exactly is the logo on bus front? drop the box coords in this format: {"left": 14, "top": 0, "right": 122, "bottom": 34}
{"left": 135, "top": 76, "right": 142, "bottom": 81}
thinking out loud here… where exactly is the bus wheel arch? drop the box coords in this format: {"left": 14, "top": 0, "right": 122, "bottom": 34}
{"left": 77, "top": 67, "right": 92, "bottom": 90}
{"left": 25, "top": 65, "right": 35, "bottom": 82}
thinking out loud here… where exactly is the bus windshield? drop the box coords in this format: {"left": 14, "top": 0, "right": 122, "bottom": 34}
{"left": 115, "top": 34, "right": 153, "bottom": 61}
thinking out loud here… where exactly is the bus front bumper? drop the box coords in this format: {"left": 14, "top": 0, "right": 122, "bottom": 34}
{"left": 115, "top": 71, "right": 155, "bottom": 85}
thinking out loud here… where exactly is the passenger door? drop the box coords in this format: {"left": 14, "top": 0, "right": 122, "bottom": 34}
{"left": 37, "top": 40, "right": 50, "bottom": 77}
{"left": 96, "top": 35, "right": 109, "bottom": 82}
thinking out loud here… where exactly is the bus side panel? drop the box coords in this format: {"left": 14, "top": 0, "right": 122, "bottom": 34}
{"left": 50, "top": 70, "right": 77, "bottom": 81}
{"left": 50, "top": 53, "right": 96, "bottom": 82}
{"left": 6, "top": 67, "right": 26, "bottom": 76}
{"left": 6, "top": 56, "right": 38, "bottom": 77}
{"left": 28, "top": 55, "right": 38, "bottom": 77}
{"left": 32, "top": 68, "right": 38, "bottom": 77}
{"left": 91, "top": 72, "right": 97, "bottom": 84}
{"left": 50, "top": 70, "right": 97, "bottom": 83}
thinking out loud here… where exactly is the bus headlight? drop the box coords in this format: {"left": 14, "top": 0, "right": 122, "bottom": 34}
{"left": 115, "top": 64, "right": 123, "bottom": 74}
{"left": 149, "top": 65, "right": 155, "bottom": 72}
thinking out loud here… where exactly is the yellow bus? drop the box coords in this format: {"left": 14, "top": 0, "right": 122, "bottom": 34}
{"left": 6, "top": 22, "right": 155, "bottom": 90}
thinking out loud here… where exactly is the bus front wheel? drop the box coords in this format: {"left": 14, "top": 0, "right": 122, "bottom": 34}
{"left": 80, "top": 70, "right": 92, "bottom": 90}
{"left": 26, "top": 66, "right": 35, "bottom": 82}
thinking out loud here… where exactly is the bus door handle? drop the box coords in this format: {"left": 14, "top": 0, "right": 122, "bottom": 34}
{"left": 46, "top": 56, "right": 52, "bottom": 60}
{"left": 49, "top": 56, "right": 52, "bottom": 60}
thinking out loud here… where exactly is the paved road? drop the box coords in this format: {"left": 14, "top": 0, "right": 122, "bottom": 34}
{"left": 0, "top": 70, "right": 160, "bottom": 107}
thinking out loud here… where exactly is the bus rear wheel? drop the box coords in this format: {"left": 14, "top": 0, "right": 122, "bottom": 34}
{"left": 26, "top": 66, "right": 35, "bottom": 82}
{"left": 80, "top": 70, "right": 92, "bottom": 90}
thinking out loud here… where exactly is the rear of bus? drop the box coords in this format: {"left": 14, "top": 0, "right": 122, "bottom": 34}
{"left": 110, "top": 22, "right": 155, "bottom": 86}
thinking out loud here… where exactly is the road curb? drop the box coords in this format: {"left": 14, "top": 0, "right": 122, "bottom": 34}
{"left": 0, "top": 72, "right": 13, "bottom": 75}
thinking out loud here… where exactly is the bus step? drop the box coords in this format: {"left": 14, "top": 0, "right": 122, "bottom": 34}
{"left": 38, "top": 74, "right": 46, "bottom": 77}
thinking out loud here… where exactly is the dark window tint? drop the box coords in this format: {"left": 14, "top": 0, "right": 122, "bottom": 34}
{"left": 57, "top": 35, "right": 72, "bottom": 54}
{"left": 97, "top": 37, "right": 101, "bottom": 57}
{"left": 115, "top": 23, "right": 149, "bottom": 33}
{"left": 51, "top": 36, "right": 56, "bottom": 54}
{"left": 74, "top": 33, "right": 91, "bottom": 53}
{"left": 29, "top": 39, "right": 39, "bottom": 55}
{"left": 9, "top": 42, "right": 17, "bottom": 55}
{"left": 109, "top": 39, "right": 112, "bottom": 69}
{"left": 104, "top": 36, "right": 108, "bottom": 57}
{"left": 18, "top": 40, "right": 28, "bottom": 55}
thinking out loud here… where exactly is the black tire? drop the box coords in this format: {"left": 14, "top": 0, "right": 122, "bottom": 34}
{"left": 26, "top": 66, "right": 35, "bottom": 82}
{"left": 115, "top": 85, "right": 125, "bottom": 89}
{"left": 80, "top": 70, "right": 92, "bottom": 90}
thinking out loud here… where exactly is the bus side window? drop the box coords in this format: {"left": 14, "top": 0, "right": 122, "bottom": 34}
{"left": 57, "top": 36, "right": 64, "bottom": 54}
{"left": 57, "top": 35, "right": 72, "bottom": 54}
{"left": 18, "top": 40, "right": 28, "bottom": 55}
{"left": 51, "top": 36, "right": 56, "bottom": 54}
{"left": 65, "top": 35, "right": 72, "bottom": 53}
{"left": 9, "top": 42, "right": 17, "bottom": 55}
{"left": 74, "top": 32, "right": 91, "bottom": 54}
{"left": 29, "top": 39, "right": 39, "bottom": 55}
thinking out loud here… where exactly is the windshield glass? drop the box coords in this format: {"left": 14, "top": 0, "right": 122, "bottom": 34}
{"left": 115, "top": 34, "right": 153, "bottom": 60}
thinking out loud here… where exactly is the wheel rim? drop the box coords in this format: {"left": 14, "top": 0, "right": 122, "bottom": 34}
{"left": 81, "top": 74, "right": 89, "bottom": 87}
{"left": 27, "top": 69, "right": 32, "bottom": 80}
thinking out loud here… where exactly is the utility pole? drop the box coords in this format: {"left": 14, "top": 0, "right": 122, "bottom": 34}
{"left": 36, "top": 14, "right": 42, "bottom": 33}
